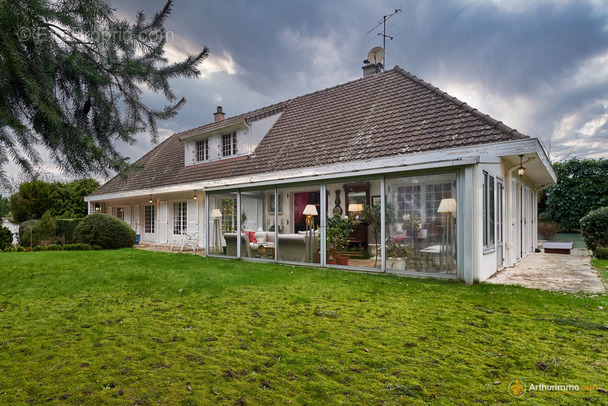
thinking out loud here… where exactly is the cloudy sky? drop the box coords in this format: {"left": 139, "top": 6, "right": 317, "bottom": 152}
{"left": 12, "top": 0, "right": 608, "bottom": 182}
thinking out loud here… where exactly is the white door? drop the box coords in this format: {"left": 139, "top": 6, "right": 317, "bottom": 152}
{"left": 143, "top": 204, "right": 156, "bottom": 242}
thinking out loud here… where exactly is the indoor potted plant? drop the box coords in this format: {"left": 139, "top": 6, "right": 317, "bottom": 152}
{"left": 326, "top": 214, "right": 355, "bottom": 265}
{"left": 386, "top": 239, "right": 412, "bottom": 271}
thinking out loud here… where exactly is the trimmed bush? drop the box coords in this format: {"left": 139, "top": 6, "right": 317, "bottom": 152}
{"left": 596, "top": 247, "right": 608, "bottom": 260}
{"left": 2, "top": 243, "right": 98, "bottom": 252}
{"left": 73, "top": 213, "right": 136, "bottom": 249}
{"left": 538, "top": 212, "right": 553, "bottom": 222}
{"left": 0, "top": 226, "right": 12, "bottom": 250}
{"left": 56, "top": 218, "right": 83, "bottom": 244}
{"left": 580, "top": 206, "right": 608, "bottom": 256}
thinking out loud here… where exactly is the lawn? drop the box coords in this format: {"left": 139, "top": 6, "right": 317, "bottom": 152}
{"left": 0, "top": 250, "right": 606, "bottom": 405}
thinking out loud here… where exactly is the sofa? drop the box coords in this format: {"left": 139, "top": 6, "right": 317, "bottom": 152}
{"left": 223, "top": 231, "right": 317, "bottom": 262}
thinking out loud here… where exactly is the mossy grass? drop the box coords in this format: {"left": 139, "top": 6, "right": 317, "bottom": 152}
{"left": 0, "top": 250, "right": 606, "bottom": 404}
{"left": 592, "top": 258, "right": 608, "bottom": 287}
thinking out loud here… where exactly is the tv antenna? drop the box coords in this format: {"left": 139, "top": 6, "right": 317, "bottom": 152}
{"left": 366, "top": 9, "right": 402, "bottom": 69}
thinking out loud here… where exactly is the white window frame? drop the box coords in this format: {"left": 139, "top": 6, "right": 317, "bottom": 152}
{"left": 145, "top": 205, "right": 155, "bottom": 233}
{"left": 221, "top": 132, "right": 237, "bottom": 157}
{"left": 483, "top": 171, "right": 496, "bottom": 250}
{"left": 196, "top": 139, "right": 209, "bottom": 162}
{"left": 173, "top": 202, "right": 187, "bottom": 235}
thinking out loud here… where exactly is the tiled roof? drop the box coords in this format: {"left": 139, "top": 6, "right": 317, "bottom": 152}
{"left": 91, "top": 66, "right": 528, "bottom": 196}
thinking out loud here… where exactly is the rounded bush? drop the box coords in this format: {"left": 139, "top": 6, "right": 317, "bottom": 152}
{"left": 580, "top": 206, "right": 608, "bottom": 255}
{"left": 73, "top": 213, "right": 136, "bottom": 249}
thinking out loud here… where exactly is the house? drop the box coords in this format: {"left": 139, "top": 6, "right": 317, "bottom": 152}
{"left": 85, "top": 64, "right": 556, "bottom": 283}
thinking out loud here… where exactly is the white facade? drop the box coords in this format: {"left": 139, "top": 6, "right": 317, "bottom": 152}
{"left": 86, "top": 135, "right": 555, "bottom": 283}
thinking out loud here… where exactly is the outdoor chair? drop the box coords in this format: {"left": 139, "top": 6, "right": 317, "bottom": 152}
{"left": 170, "top": 231, "right": 199, "bottom": 252}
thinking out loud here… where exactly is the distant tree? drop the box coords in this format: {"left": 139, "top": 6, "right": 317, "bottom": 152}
{"left": 0, "top": 196, "right": 8, "bottom": 217}
{"left": 49, "top": 178, "right": 100, "bottom": 218}
{"left": 544, "top": 158, "right": 608, "bottom": 231}
{"left": 10, "top": 179, "right": 51, "bottom": 223}
{"left": 9, "top": 178, "right": 99, "bottom": 222}
{"left": 0, "top": 0, "right": 208, "bottom": 184}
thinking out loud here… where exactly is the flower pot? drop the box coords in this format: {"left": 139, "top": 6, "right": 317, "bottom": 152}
{"left": 335, "top": 256, "right": 349, "bottom": 266}
{"left": 386, "top": 258, "right": 406, "bottom": 271}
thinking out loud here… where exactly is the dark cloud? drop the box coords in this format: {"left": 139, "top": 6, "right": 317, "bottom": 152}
{"left": 6, "top": 0, "right": 606, "bottom": 181}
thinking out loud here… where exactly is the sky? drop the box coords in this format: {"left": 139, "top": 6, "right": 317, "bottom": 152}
{"left": 7, "top": 0, "right": 608, "bottom": 184}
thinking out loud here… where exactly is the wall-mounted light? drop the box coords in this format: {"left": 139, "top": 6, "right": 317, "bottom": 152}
{"left": 193, "top": 190, "right": 197, "bottom": 201}
{"left": 149, "top": 195, "right": 153, "bottom": 204}
{"left": 517, "top": 155, "right": 526, "bottom": 176}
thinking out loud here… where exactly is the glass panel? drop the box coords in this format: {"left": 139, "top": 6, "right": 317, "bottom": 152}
{"left": 385, "top": 173, "right": 457, "bottom": 275}
{"left": 239, "top": 189, "right": 276, "bottom": 260}
{"left": 276, "top": 184, "right": 320, "bottom": 263}
{"left": 173, "top": 202, "right": 187, "bottom": 235}
{"left": 116, "top": 207, "right": 124, "bottom": 221}
{"left": 207, "top": 193, "right": 238, "bottom": 256}
{"left": 326, "top": 179, "right": 381, "bottom": 269}
{"left": 145, "top": 205, "right": 155, "bottom": 233}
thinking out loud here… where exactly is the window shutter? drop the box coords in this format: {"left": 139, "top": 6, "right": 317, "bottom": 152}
{"left": 187, "top": 199, "right": 198, "bottom": 233}
{"left": 124, "top": 205, "right": 132, "bottom": 228}
{"left": 132, "top": 204, "right": 140, "bottom": 234}
{"left": 158, "top": 202, "right": 168, "bottom": 244}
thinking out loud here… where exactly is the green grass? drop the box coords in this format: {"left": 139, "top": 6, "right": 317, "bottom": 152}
{"left": 592, "top": 259, "right": 608, "bottom": 287}
{"left": 0, "top": 250, "right": 607, "bottom": 405}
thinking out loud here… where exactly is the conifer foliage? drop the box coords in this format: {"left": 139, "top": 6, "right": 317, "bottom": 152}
{"left": 0, "top": 0, "right": 208, "bottom": 181}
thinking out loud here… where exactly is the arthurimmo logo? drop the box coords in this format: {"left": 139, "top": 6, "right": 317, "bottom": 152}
{"left": 509, "top": 379, "right": 526, "bottom": 397}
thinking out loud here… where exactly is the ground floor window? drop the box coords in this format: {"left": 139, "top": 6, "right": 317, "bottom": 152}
{"left": 116, "top": 207, "right": 124, "bottom": 221}
{"left": 173, "top": 202, "right": 187, "bottom": 235}
{"left": 145, "top": 205, "right": 155, "bottom": 233}
{"left": 386, "top": 173, "right": 457, "bottom": 274}
{"left": 483, "top": 172, "right": 495, "bottom": 249}
{"left": 207, "top": 171, "right": 458, "bottom": 276}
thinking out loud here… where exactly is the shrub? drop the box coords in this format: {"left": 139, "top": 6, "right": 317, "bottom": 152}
{"left": 56, "top": 218, "right": 83, "bottom": 244}
{"left": 0, "top": 226, "right": 13, "bottom": 250}
{"left": 73, "top": 213, "right": 136, "bottom": 249}
{"left": 580, "top": 206, "right": 608, "bottom": 255}
{"left": 537, "top": 221, "right": 561, "bottom": 241}
{"left": 538, "top": 212, "right": 553, "bottom": 222}
{"left": 595, "top": 247, "right": 608, "bottom": 260}
{"left": 36, "top": 211, "right": 57, "bottom": 245}
{"left": 19, "top": 219, "right": 39, "bottom": 247}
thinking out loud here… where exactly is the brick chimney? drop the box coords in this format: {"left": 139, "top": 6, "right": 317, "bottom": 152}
{"left": 362, "top": 62, "right": 381, "bottom": 78}
{"left": 213, "top": 106, "right": 225, "bottom": 122}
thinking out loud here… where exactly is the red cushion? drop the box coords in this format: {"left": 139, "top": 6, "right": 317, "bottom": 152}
{"left": 247, "top": 231, "right": 257, "bottom": 243}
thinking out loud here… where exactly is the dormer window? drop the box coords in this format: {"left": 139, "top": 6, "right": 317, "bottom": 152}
{"left": 222, "top": 132, "right": 237, "bottom": 157}
{"left": 196, "top": 139, "right": 209, "bottom": 162}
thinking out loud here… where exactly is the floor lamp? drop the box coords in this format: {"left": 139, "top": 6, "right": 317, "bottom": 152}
{"left": 211, "top": 209, "right": 222, "bottom": 254}
{"left": 303, "top": 204, "right": 318, "bottom": 263}
{"left": 437, "top": 198, "right": 456, "bottom": 272}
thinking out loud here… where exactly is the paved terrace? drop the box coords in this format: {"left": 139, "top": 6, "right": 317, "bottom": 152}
{"left": 486, "top": 249, "right": 605, "bottom": 294}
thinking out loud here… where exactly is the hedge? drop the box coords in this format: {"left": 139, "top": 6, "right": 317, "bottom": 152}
{"left": 56, "top": 218, "right": 83, "bottom": 244}
{"left": 73, "top": 213, "right": 136, "bottom": 249}
{"left": 2, "top": 243, "right": 100, "bottom": 252}
{"left": 580, "top": 206, "right": 608, "bottom": 256}
{"left": 595, "top": 247, "right": 608, "bottom": 260}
